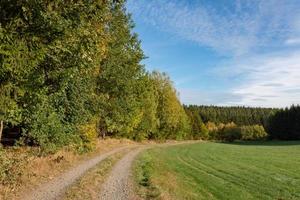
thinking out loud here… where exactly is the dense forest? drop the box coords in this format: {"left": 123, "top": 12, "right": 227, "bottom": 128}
{"left": 0, "top": 1, "right": 299, "bottom": 153}
{"left": 184, "top": 105, "right": 277, "bottom": 126}
{"left": 268, "top": 105, "right": 300, "bottom": 140}
{"left": 185, "top": 105, "right": 300, "bottom": 141}
{"left": 184, "top": 105, "right": 270, "bottom": 141}
{"left": 0, "top": 0, "right": 190, "bottom": 152}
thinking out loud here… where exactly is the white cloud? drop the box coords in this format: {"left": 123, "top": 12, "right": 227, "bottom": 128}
{"left": 226, "top": 51, "right": 300, "bottom": 107}
{"left": 177, "top": 50, "right": 300, "bottom": 107}
{"left": 285, "top": 38, "right": 300, "bottom": 45}
{"left": 127, "top": 0, "right": 300, "bottom": 107}
{"left": 127, "top": 0, "right": 300, "bottom": 56}
{"left": 178, "top": 88, "right": 244, "bottom": 106}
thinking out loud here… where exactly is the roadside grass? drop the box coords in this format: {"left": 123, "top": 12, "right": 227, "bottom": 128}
{"left": 62, "top": 151, "right": 127, "bottom": 200}
{"left": 134, "top": 141, "right": 300, "bottom": 200}
{"left": 0, "top": 138, "right": 136, "bottom": 200}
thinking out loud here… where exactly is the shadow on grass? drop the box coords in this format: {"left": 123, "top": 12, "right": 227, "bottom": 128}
{"left": 218, "top": 140, "right": 300, "bottom": 146}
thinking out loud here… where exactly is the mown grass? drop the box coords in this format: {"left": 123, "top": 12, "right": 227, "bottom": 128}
{"left": 134, "top": 141, "right": 300, "bottom": 200}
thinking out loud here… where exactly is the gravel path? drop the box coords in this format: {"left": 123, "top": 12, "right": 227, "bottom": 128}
{"left": 23, "top": 146, "right": 133, "bottom": 200}
{"left": 99, "top": 147, "right": 145, "bottom": 200}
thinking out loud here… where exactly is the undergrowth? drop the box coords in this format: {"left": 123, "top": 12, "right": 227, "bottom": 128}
{"left": 0, "top": 147, "right": 29, "bottom": 188}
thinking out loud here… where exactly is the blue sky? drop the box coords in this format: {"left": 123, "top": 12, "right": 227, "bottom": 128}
{"left": 126, "top": 0, "right": 300, "bottom": 108}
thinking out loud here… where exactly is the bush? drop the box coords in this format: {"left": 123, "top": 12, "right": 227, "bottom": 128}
{"left": 221, "top": 123, "right": 241, "bottom": 142}
{"left": 199, "top": 123, "right": 209, "bottom": 139}
{"left": 0, "top": 148, "right": 28, "bottom": 186}
{"left": 26, "top": 102, "right": 73, "bottom": 153}
{"left": 205, "top": 121, "right": 268, "bottom": 142}
{"left": 206, "top": 122, "right": 219, "bottom": 139}
{"left": 76, "top": 119, "right": 98, "bottom": 153}
{"left": 241, "top": 125, "right": 268, "bottom": 140}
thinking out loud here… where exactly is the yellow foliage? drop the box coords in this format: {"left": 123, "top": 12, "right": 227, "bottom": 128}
{"left": 78, "top": 119, "right": 98, "bottom": 151}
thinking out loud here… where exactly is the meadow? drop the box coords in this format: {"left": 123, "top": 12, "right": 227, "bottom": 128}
{"left": 134, "top": 141, "right": 300, "bottom": 200}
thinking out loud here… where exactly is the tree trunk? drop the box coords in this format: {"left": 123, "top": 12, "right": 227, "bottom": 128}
{"left": 0, "top": 120, "right": 3, "bottom": 143}
{"left": 101, "top": 129, "right": 106, "bottom": 139}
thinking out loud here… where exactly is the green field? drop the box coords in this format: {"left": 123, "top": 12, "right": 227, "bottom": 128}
{"left": 134, "top": 141, "right": 300, "bottom": 200}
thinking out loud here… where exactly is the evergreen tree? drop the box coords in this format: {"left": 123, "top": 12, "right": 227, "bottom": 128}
{"left": 268, "top": 105, "right": 300, "bottom": 140}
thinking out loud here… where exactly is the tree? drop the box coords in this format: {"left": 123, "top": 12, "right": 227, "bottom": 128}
{"left": 0, "top": 0, "right": 110, "bottom": 150}
{"left": 150, "top": 71, "right": 190, "bottom": 140}
{"left": 96, "top": 0, "right": 146, "bottom": 139}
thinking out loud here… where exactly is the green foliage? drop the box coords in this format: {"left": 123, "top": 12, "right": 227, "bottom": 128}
{"left": 133, "top": 75, "right": 159, "bottom": 141}
{"left": 0, "top": 0, "right": 110, "bottom": 151}
{"left": 220, "top": 122, "right": 241, "bottom": 142}
{"left": 134, "top": 152, "right": 161, "bottom": 199}
{"left": 97, "top": 1, "right": 146, "bottom": 138}
{"left": 0, "top": 0, "right": 191, "bottom": 151}
{"left": 185, "top": 105, "right": 276, "bottom": 126}
{"left": 199, "top": 123, "right": 209, "bottom": 139}
{"left": 25, "top": 100, "right": 73, "bottom": 153}
{"left": 186, "top": 108, "right": 204, "bottom": 139}
{"left": 150, "top": 71, "right": 191, "bottom": 140}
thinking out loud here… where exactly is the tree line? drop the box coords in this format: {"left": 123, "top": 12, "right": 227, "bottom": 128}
{"left": 1, "top": 1, "right": 298, "bottom": 152}
{"left": 185, "top": 105, "right": 277, "bottom": 126}
{"left": 0, "top": 0, "right": 190, "bottom": 152}
{"left": 185, "top": 105, "right": 300, "bottom": 141}
{"left": 184, "top": 106, "right": 270, "bottom": 141}
{"left": 267, "top": 105, "right": 300, "bottom": 140}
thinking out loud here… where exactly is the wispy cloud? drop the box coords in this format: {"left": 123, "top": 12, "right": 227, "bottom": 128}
{"left": 179, "top": 88, "right": 244, "bottom": 106}
{"left": 223, "top": 51, "right": 300, "bottom": 107}
{"left": 127, "top": 0, "right": 300, "bottom": 56}
{"left": 285, "top": 38, "right": 300, "bottom": 45}
{"left": 127, "top": 0, "right": 300, "bottom": 107}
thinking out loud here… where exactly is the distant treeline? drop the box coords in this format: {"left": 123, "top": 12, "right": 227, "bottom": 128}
{"left": 0, "top": 0, "right": 190, "bottom": 152}
{"left": 268, "top": 105, "right": 300, "bottom": 140}
{"left": 184, "top": 105, "right": 277, "bottom": 126}
{"left": 185, "top": 105, "right": 300, "bottom": 141}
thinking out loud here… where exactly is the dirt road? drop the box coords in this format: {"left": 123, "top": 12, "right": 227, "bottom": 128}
{"left": 98, "top": 147, "right": 144, "bottom": 200}
{"left": 23, "top": 146, "right": 134, "bottom": 200}
{"left": 23, "top": 141, "right": 197, "bottom": 200}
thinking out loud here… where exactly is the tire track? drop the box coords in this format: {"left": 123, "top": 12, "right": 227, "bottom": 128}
{"left": 23, "top": 146, "right": 135, "bottom": 200}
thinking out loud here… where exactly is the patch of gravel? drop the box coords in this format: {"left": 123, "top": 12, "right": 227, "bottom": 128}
{"left": 99, "top": 148, "right": 145, "bottom": 200}
{"left": 23, "top": 146, "right": 133, "bottom": 200}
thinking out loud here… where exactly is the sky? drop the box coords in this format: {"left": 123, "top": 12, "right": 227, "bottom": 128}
{"left": 126, "top": 0, "right": 300, "bottom": 108}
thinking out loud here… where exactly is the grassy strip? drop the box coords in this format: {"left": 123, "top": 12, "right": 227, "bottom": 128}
{"left": 134, "top": 152, "right": 161, "bottom": 199}
{"left": 62, "top": 151, "right": 127, "bottom": 200}
{"left": 134, "top": 150, "right": 186, "bottom": 200}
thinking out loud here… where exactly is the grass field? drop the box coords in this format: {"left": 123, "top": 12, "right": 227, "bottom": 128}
{"left": 134, "top": 141, "right": 300, "bottom": 200}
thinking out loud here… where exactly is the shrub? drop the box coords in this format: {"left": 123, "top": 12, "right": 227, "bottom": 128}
{"left": 26, "top": 102, "right": 73, "bottom": 153}
{"left": 0, "top": 148, "right": 28, "bottom": 186}
{"left": 206, "top": 122, "right": 219, "bottom": 139}
{"left": 199, "top": 123, "right": 209, "bottom": 139}
{"left": 206, "top": 122, "right": 268, "bottom": 142}
{"left": 76, "top": 119, "right": 98, "bottom": 153}
{"left": 221, "top": 122, "right": 241, "bottom": 142}
{"left": 241, "top": 125, "right": 268, "bottom": 140}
